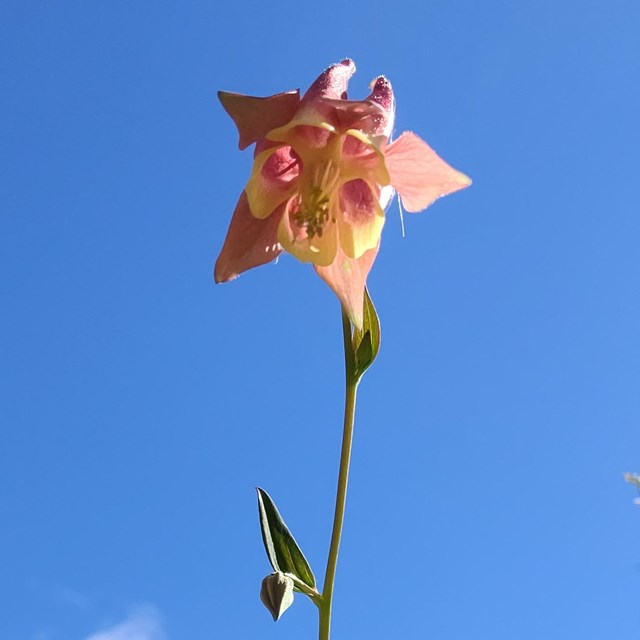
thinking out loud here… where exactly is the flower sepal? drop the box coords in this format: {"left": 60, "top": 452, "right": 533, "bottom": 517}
{"left": 347, "top": 287, "right": 381, "bottom": 381}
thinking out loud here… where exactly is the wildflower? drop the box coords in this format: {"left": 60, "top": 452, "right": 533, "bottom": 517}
{"left": 215, "top": 59, "right": 470, "bottom": 327}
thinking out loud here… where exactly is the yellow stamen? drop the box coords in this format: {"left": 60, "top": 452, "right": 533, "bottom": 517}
{"left": 292, "top": 160, "right": 341, "bottom": 239}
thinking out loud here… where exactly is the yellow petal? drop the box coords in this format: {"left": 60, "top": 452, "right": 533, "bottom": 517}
{"left": 268, "top": 119, "right": 335, "bottom": 146}
{"left": 340, "top": 129, "right": 390, "bottom": 186}
{"left": 337, "top": 180, "right": 386, "bottom": 260}
{"left": 245, "top": 145, "right": 300, "bottom": 219}
{"left": 277, "top": 203, "right": 338, "bottom": 267}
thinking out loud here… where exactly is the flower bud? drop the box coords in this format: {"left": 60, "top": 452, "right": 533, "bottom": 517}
{"left": 260, "top": 572, "right": 294, "bottom": 621}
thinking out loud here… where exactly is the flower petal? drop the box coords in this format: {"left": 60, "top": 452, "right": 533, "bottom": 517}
{"left": 302, "top": 59, "right": 355, "bottom": 102}
{"left": 366, "top": 76, "right": 395, "bottom": 123}
{"left": 214, "top": 192, "right": 283, "bottom": 283}
{"left": 341, "top": 129, "right": 390, "bottom": 185}
{"left": 245, "top": 145, "right": 301, "bottom": 219}
{"left": 292, "top": 75, "right": 395, "bottom": 141}
{"left": 314, "top": 243, "right": 378, "bottom": 329}
{"left": 384, "top": 132, "right": 472, "bottom": 212}
{"left": 218, "top": 90, "right": 301, "bottom": 150}
{"left": 267, "top": 122, "right": 336, "bottom": 159}
{"left": 337, "top": 179, "right": 385, "bottom": 260}
{"left": 277, "top": 200, "right": 338, "bottom": 267}
{"left": 351, "top": 75, "right": 395, "bottom": 138}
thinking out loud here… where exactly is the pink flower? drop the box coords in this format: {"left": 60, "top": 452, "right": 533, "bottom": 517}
{"left": 215, "top": 59, "right": 470, "bottom": 327}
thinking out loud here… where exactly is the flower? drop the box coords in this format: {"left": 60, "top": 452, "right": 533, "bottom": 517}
{"left": 215, "top": 59, "right": 470, "bottom": 327}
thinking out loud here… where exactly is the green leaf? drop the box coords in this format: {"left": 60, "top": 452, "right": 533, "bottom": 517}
{"left": 352, "top": 287, "right": 381, "bottom": 378}
{"left": 256, "top": 488, "right": 316, "bottom": 589}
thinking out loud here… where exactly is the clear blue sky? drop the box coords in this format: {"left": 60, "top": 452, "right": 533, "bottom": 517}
{"left": 1, "top": 1, "right": 639, "bottom": 639}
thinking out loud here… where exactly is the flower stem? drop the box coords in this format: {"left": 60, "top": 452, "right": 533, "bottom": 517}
{"left": 318, "top": 308, "right": 360, "bottom": 640}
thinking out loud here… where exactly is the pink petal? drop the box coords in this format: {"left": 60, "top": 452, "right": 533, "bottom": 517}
{"left": 295, "top": 75, "right": 394, "bottom": 139}
{"left": 314, "top": 243, "right": 378, "bottom": 329}
{"left": 363, "top": 76, "right": 395, "bottom": 137}
{"left": 218, "top": 90, "right": 300, "bottom": 150}
{"left": 267, "top": 122, "right": 335, "bottom": 158}
{"left": 284, "top": 98, "right": 390, "bottom": 143}
{"left": 322, "top": 99, "right": 390, "bottom": 138}
{"left": 341, "top": 129, "right": 390, "bottom": 185}
{"left": 337, "top": 179, "right": 385, "bottom": 260}
{"left": 245, "top": 145, "right": 301, "bottom": 219}
{"left": 366, "top": 76, "right": 394, "bottom": 116}
{"left": 214, "top": 192, "right": 283, "bottom": 283}
{"left": 302, "top": 59, "right": 355, "bottom": 102}
{"left": 384, "top": 132, "right": 472, "bottom": 212}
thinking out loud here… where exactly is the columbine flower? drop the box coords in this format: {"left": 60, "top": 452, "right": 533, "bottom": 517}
{"left": 215, "top": 59, "right": 470, "bottom": 327}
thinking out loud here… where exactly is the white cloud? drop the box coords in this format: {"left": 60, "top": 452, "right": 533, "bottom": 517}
{"left": 84, "top": 606, "right": 166, "bottom": 640}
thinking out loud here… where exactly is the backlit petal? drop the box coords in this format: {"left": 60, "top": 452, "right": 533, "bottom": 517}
{"left": 337, "top": 180, "right": 385, "bottom": 259}
{"left": 365, "top": 76, "right": 395, "bottom": 128}
{"left": 283, "top": 98, "right": 389, "bottom": 143}
{"left": 289, "top": 75, "right": 394, "bottom": 142}
{"left": 267, "top": 122, "right": 336, "bottom": 160}
{"left": 302, "top": 59, "right": 355, "bottom": 102}
{"left": 277, "top": 200, "right": 338, "bottom": 267}
{"left": 340, "top": 129, "right": 390, "bottom": 185}
{"left": 314, "top": 244, "right": 378, "bottom": 329}
{"left": 218, "top": 90, "right": 301, "bottom": 150}
{"left": 214, "top": 192, "right": 283, "bottom": 283}
{"left": 245, "top": 146, "right": 301, "bottom": 219}
{"left": 335, "top": 75, "right": 396, "bottom": 138}
{"left": 384, "top": 132, "right": 471, "bottom": 212}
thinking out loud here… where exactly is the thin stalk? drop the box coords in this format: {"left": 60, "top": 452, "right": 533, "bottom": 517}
{"left": 318, "top": 309, "right": 359, "bottom": 640}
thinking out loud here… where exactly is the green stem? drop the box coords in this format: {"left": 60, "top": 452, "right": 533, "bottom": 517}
{"left": 318, "top": 308, "right": 360, "bottom": 640}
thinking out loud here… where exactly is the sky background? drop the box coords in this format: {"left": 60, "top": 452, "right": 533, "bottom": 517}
{"left": 1, "top": 1, "right": 639, "bottom": 639}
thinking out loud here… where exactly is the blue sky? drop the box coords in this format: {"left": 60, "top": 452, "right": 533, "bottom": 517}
{"left": 1, "top": 1, "right": 639, "bottom": 639}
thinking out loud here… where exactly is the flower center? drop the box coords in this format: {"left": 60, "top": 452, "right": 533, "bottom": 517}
{"left": 292, "top": 160, "right": 341, "bottom": 239}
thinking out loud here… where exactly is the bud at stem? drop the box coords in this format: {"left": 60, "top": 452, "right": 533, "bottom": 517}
{"left": 260, "top": 572, "right": 295, "bottom": 621}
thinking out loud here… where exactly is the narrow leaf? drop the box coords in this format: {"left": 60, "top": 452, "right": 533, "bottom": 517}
{"left": 352, "top": 287, "right": 381, "bottom": 378}
{"left": 256, "top": 488, "right": 316, "bottom": 589}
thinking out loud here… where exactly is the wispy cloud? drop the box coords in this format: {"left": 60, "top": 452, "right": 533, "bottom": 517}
{"left": 84, "top": 606, "right": 166, "bottom": 640}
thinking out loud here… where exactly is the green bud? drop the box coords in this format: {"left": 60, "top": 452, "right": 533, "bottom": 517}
{"left": 260, "top": 572, "right": 294, "bottom": 621}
